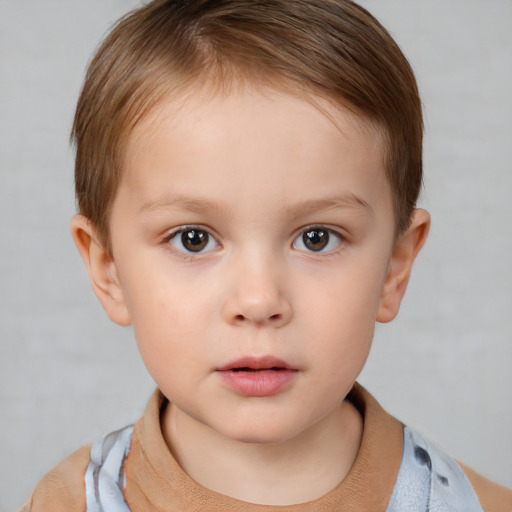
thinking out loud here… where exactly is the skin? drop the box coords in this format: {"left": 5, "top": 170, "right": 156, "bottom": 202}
{"left": 72, "top": 87, "right": 429, "bottom": 505}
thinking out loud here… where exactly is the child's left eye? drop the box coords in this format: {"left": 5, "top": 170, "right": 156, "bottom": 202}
{"left": 293, "top": 227, "right": 343, "bottom": 253}
{"left": 168, "top": 228, "right": 219, "bottom": 254}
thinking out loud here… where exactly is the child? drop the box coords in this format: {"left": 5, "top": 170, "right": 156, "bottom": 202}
{"left": 23, "top": 0, "right": 512, "bottom": 510}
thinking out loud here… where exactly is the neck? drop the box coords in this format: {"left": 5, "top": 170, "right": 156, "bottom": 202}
{"left": 161, "top": 400, "right": 363, "bottom": 506}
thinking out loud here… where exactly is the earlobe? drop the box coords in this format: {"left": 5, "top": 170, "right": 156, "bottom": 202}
{"left": 377, "top": 209, "right": 430, "bottom": 323}
{"left": 70, "top": 215, "right": 131, "bottom": 326}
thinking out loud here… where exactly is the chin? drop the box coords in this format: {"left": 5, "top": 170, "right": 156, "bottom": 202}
{"left": 218, "top": 418, "right": 300, "bottom": 446}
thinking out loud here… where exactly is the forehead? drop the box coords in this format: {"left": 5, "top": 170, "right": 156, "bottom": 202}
{"left": 126, "top": 79, "right": 384, "bottom": 151}
{"left": 119, "top": 87, "right": 391, "bottom": 218}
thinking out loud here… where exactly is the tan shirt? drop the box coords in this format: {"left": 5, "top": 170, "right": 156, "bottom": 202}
{"left": 25, "top": 384, "right": 512, "bottom": 511}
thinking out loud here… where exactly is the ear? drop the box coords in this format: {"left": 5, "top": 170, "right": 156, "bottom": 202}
{"left": 71, "top": 215, "right": 131, "bottom": 326}
{"left": 377, "top": 209, "right": 430, "bottom": 323}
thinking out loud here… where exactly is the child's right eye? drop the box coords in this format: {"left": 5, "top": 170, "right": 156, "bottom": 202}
{"left": 167, "top": 227, "right": 219, "bottom": 254}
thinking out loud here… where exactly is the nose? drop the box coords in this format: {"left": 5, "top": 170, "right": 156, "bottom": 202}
{"left": 221, "top": 256, "right": 293, "bottom": 328}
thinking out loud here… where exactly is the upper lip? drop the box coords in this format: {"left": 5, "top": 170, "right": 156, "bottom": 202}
{"left": 216, "top": 356, "right": 295, "bottom": 372}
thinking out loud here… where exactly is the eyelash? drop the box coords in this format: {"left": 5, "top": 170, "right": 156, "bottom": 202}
{"left": 292, "top": 225, "right": 345, "bottom": 255}
{"left": 162, "top": 225, "right": 345, "bottom": 258}
{"left": 163, "top": 225, "right": 220, "bottom": 260}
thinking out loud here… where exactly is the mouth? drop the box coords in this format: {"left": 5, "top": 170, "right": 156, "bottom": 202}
{"left": 216, "top": 356, "right": 298, "bottom": 397}
{"left": 216, "top": 356, "right": 296, "bottom": 373}
{"left": 231, "top": 367, "right": 286, "bottom": 373}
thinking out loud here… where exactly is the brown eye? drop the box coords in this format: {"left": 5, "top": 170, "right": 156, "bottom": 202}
{"left": 303, "top": 229, "right": 329, "bottom": 251}
{"left": 169, "top": 228, "right": 218, "bottom": 254}
{"left": 293, "top": 227, "right": 342, "bottom": 253}
{"left": 182, "top": 230, "right": 209, "bottom": 252}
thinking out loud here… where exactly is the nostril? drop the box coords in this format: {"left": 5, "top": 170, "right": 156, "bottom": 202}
{"left": 233, "top": 313, "right": 281, "bottom": 323}
{"left": 225, "top": 300, "right": 292, "bottom": 327}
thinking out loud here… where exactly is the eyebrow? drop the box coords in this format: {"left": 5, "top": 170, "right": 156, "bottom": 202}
{"left": 140, "top": 195, "right": 230, "bottom": 215}
{"left": 284, "top": 194, "right": 373, "bottom": 219}
{"left": 139, "top": 193, "right": 372, "bottom": 217}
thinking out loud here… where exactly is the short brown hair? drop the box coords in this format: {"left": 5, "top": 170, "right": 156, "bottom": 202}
{"left": 72, "top": 0, "right": 422, "bottom": 252}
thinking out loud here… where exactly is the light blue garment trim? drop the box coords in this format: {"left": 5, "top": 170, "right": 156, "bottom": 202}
{"left": 386, "top": 427, "right": 484, "bottom": 512}
{"left": 84, "top": 425, "right": 134, "bottom": 512}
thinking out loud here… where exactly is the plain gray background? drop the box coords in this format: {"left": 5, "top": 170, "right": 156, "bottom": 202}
{"left": 1, "top": 1, "right": 511, "bottom": 510}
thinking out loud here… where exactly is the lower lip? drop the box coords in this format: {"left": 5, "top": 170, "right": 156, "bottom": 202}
{"left": 218, "top": 369, "right": 298, "bottom": 397}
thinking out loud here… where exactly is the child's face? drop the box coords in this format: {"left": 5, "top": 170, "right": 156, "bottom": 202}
{"left": 79, "top": 88, "right": 422, "bottom": 445}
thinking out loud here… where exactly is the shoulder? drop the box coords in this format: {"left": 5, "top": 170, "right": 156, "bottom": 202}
{"left": 390, "top": 426, "right": 512, "bottom": 512}
{"left": 24, "top": 443, "right": 91, "bottom": 512}
{"left": 459, "top": 462, "right": 512, "bottom": 512}
{"left": 350, "top": 386, "right": 512, "bottom": 512}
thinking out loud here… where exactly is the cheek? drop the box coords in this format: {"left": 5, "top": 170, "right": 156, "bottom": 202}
{"left": 299, "top": 258, "right": 387, "bottom": 323}
{"left": 118, "top": 253, "right": 206, "bottom": 325}
{"left": 120, "top": 268, "right": 219, "bottom": 374}
{"left": 132, "top": 302, "right": 206, "bottom": 394}
{"left": 296, "top": 261, "right": 386, "bottom": 364}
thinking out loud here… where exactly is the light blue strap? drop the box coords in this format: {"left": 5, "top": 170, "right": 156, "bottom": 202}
{"left": 85, "top": 425, "right": 134, "bottom": 512}
{"left": 386, "top": 427, "right": 484, "bottom": 512}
